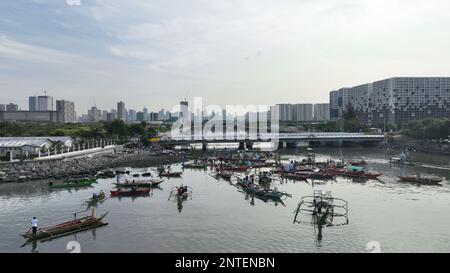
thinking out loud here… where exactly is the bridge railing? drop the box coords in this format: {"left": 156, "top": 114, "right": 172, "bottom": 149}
{"left": 163, "top": 132, "right": 385, "bottom": 141}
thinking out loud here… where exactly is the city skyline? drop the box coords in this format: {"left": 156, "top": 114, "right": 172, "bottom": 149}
{"left": 2, "top": 0, "right": 450, "bottom": 114}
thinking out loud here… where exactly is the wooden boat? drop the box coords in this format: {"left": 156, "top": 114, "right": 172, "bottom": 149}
{"left": 22, "top": 210, "right": 109, "bottom": 242}
{"left": 348, "top": 158, "right": 368, "bottom": 166}
{"left": 182, "top": 162, "right": 208, "bottom": 169}
{"left": 113, "top": 179, "right": 164, "bottom": 188}
{"left": 168, "top": 186, "right": 193, "bottom": 201}
{"left": 340, "top": 171, "right": 381, "bottom": 179}
{"left": 159, "top": 171, "right": 182, "bottom": 178}
{"left": 110, "top": 188, "right": 151, "bottom": 197}
{"left": 49, "top": 179, "right": 97, "bottom": 189}
{"left": 296, "top": 171, "right": 336, "bottom": 180}
{"left": 142, "top": 173, "right": 153, "bottom": 177}
{"left": 282, "top": 173, "right": 308, "bottom": 181}
{"left": 399, "top": 175, "right": 443, "bottom": 185}
{"left": 215, "top": 171, "right": 232, "bottom": 180}
{"left": 84, "top": 192, "right": 106, "bottom": 207}
{"left": 218, "top": 165, "right": 250, "bottom": 172}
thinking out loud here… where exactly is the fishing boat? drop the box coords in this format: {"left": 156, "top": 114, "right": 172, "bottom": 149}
{"left": 348, "top": 158, "right": 368, "bottom": 166}
{"left": 389, "top": 151, "right": 413, "bottom": 165}
{"left": 159, "top": 171, "right": 182, "bottom": 178}
{"left": 22, "top": 209, "right": 109, "bottom": 243}
{"left": 168, "top": 185, "right": 193, "bottom": 201}
{"left": 84, "top": 191, "right": 106, "bottom": 207}
{"left": 213, "top": 171, "right": 232, "bottom": 180}
{"left": 293, "top": 190, "right": 348, "bottom": 227}
{"left": 113, "top": 179, "right": 164, "bottom": 188}
{"left": 327, "top": 166, "right": 381, "bottom": 180}
{"left": 182, "top": 162, "right": 208, "bottom": 169}
{"left": 218, "top": 165, "right": 250, "bottom": 172}
{"left": 398, "top": 175, "right": 443, "bottom": 185}
{"left": 282, "top": 172, "right": 309, "bottom": 181}
{"left": 296, "top": 171, "right": 336, "bottom": 180}
{"left": 49, "top": 179, "right": 97, "bottom": 189}
{"left": 110, "top": 188, "right": 151, "bottom": 197}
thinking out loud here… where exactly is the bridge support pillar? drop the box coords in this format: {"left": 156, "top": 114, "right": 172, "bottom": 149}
{"left": 238, "top": 142, "right": 245, "bottom": 150}
{"left": 246, "top": 141, "right": 253, "bottom": 150}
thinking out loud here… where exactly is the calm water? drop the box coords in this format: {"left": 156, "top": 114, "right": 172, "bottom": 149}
{"left": 1, "top": 147, "right": 450, "bottom": 253}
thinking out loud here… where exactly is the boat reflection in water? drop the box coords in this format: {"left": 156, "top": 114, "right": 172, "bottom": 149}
{"left": 293, "top": 190, "right": 349, "bottom": 242}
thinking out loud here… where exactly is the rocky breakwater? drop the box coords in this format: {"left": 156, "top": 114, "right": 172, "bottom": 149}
{"left": 0, "top": 149, "right": 185, "bottom": 183}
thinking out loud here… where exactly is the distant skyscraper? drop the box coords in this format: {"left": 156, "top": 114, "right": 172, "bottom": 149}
{"left": 128, "top": 109, "right": 137, "bottom": 121}
{"left": 314, "top": 103, "right": 330, "bottom": 121}
{"left": 292, "top": 104, "right": 313, "bottom": 122}
{"left": 56, "top": 100, "right": 76, "bottom": 123}
{"left": 38, "top": 95, "right": 54, "bottom": 111}
{"left": 88, "top": 106, "right": 101, "bottom": 122}
{"left": 180, "top": 100, "right": 188, "bottom": 118}
{"left": 29, "top": 96, "right": 38, "bottom": 111}
{"left": 6, "top": 103, "right": 19, "bottom": 111}
{"left": 117, "top": 101, "right": 126, "bottom": 121}
{"left": 0, "top": 104, "right": 5, "bottom": 111}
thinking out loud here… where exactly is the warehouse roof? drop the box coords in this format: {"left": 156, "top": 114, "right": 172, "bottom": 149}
{"left": 0, "top": 137, "right": 54, "bottom": 148}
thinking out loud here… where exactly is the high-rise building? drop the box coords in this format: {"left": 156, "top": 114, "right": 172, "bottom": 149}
{"left": 29, "top": 96, "right": 38, "bottom": 111}
{"left": 314, "top": 103, "right": 330, "bottom": 121}
{"left": 329, "top": 77, "right": 450, "bottom": 126}
{"left": 56, "top": 100, "right": 76, "bottom": 123}
{"left": 128, "top": 109, "right": 137, "bottom": 122}
{"left": 117, "top": 101, "right": 126, "bottom": 121}
{"left": 6, "top": 103, "right": 19, "bottom": 111}
{"left": 88, "top": 106, "right": 101, "bottom": 122}
{"left": 270, "top": 104, "right": 292, "bottom": 122}
{"left": 0, "top": 104, "right": 5, "bottom": 111}
{"left": 180, "top": 100, "right": 188, "bottom": 118}
{"left": 38, "top": 96, "right": 54, "bottom": 111}
{"left": 292, "top": 104, "right": 313, "bottom": 122}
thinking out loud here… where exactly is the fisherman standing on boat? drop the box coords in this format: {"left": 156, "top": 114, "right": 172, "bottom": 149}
{"left": 31, "top": 217, "right": 38, "bottom": 235}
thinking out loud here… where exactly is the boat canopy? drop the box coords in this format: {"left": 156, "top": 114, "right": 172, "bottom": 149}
{"left": 348, "top": 165, "right": 364, "bottom": 172}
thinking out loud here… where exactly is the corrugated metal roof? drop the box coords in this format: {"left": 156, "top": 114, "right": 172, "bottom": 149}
{"left": 0, "top": 137, "right": 54, "bottom": 148}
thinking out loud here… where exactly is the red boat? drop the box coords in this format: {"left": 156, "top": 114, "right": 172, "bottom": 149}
{"left": 348, "top": 159, "right": 368, "bottom": 166}
{"left": 282, "top": 173, "right": 309, "bottom": 181}
{"left": 110, "top": 188, "right": 151, "bottom": 197}
{"left": 219, "top": 165, "right": 249, "bottom": 172}
{"left": 326, "top": 168, "right": 381, "bottom": 180}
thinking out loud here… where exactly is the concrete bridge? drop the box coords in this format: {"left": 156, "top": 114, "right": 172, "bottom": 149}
{"left": 159, "top": 132, "right": 386, "bottom": 149}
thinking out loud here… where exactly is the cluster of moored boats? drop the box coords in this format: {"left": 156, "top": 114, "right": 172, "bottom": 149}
{"left": 22, "top": 148, "right": 446, "bottom": 245}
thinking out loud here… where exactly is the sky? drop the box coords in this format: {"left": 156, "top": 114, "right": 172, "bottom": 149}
{"left": 1, "top": 0, "right": 450, "bottom": 115}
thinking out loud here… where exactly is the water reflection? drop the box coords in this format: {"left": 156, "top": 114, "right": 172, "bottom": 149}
{"left": 1, "top": 147, "right": 449, "bottom": 253}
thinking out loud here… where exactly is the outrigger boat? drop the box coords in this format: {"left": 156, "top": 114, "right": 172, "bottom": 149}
{"left": 182, "top": 161, "right": 208, "bottom": 169}
{"left": 110, "top": 188, "right": 151, "bottom": 197}
{"left": 389, "top": 151, "right": 413, "bottom": 165}
{"left": 22, "top": 209, "right": 109, "bottom": 243}
{"left": 157, "top": 166, "right": 182, "bottom": 178}
{"left": 83, "top": 191, "right": 107, "bottom": 207}
{"left": 348, "top": 158, "right": 368, "bottom": 166}
{"left": 326, "top": 166, "right": 382, "bottom": 180}
{"left": 237, "top": 178, "right": 291, "bottom": 200}
{"left": 398, "top": 175, "right": 443, "bottom": 185}
{"left": 159, "top": 171, "right": 182, "bottom": 178}
{"left": 113, "top": 178, "right": 164, "bottom": 188}
{"left": 168, "top": 185, "right": 193, "bottom": 201}
{"left": 49, "top": 179, "right": 97, "bottom": 189}
{"left": 293, "top": 190, "right": 348, "bottom": 226}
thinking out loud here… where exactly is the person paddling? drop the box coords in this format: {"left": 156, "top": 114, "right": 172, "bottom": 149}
{"left": 31, "top": 217, "right": 38, "bottom": 236}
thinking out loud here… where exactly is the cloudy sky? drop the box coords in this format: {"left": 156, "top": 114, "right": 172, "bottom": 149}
{"left": 1, "top": 0, "right": 450, "bottom": 114}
